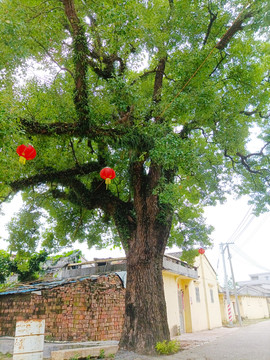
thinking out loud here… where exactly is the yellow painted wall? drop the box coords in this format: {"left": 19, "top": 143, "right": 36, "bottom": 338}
{"left": 188, "top": 255, "right": 222, "bottom": 331}
{"left": 162, "top": 254, "right": 222, "bottom": 335}
{"left": 219, "top": 294, "right": 269, "bottom": 323}
{"left": 239, "top": 296, "right": 269, "bottom": 319}
{"left": 188, "top": 279, "right": 208, "bottom": 331}
{"left": 162, "top": 271, "right": 181, "bottom": 337}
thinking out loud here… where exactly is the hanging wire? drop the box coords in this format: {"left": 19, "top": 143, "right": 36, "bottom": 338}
{"left": 237, "top": 212, "right": 270, "bottom": 247}
{"left": 227, "top": 205, "right": 255, "bottom": 243}
{"left": 232, "top": 243, "right": 270, "bottom": 272}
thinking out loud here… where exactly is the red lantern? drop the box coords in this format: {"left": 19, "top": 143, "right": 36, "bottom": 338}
{"left": 198, "top": 248, "right": 205, "bottom": 255}
{"left": 100, "top": 167, "right": 116, "bottom": 188}
{"left": 16, "top": 144, "right": 36, "bottom": 165}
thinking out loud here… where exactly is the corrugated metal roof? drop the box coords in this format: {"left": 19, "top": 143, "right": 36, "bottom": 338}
{"left": 0, "top": 275, "right": 100, "bottom": 296}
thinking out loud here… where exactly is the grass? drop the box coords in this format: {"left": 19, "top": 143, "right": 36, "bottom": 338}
{"left": 0, "top": 353, "right": 12, "bottom": 360}
{"left": 155, "top": 340, "right": 181, "bottom": 355}
{"left": 68, "top": 351, "right": 115, "bottom": 360}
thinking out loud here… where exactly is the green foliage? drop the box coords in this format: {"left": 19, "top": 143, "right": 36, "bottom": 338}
{"left": 180, "top": 249, "right": 200, "bottom": 265}
{"left": 0, "top": 250, "right": 48, "bottom": 284}
{"left": 0, "top": 0, "right": 269, "bottom": 353}
{"left": 9, "top": 250, "right": 48, "bottom": 282}
{"left": 155, "top": 340, "right": 181, "bottom": 355}
{"left": 0, "top": 352, "right": 12, "bottom": 358}
{"left": 49, "top": 250, "right": 82, "bottom": 266}
{"left": 98, "top": 349, "right": 105, "bottom": 359}
{"left": 0, "top": 0, "right": 269, "bottom": 260}
{"left": 6, "top": 204, "right": 42, "bottom": 256}
{"left": 68, "top": 355, "right": 79, "bottom": 360}
{"left": 0, "top": 250, "right": 12, "bottom": 283}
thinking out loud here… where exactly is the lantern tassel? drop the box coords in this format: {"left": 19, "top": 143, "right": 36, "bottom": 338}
{"left": 105, "top": 178, "right": 111, "bottom": 189}
{"left": 19, "top": 156, "right": 26, "bottom": 165}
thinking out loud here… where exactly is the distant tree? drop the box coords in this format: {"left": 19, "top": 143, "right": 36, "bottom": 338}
{"left": 0, "top": 250, "right": 48, "bottom": 283}
{"left": 6, "top": 204, "right": 42, "bottom": 256}
{"left": 0, "top": 0, "right": 269, "bottom": 354}
{"left": 9, "top": 251, "right": 48, "bottom": 282}
{"left": 0, "top": 250, "right": 12, "bottom": 284}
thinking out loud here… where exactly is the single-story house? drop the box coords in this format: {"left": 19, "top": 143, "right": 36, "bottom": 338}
{"left": 219, "top": 291, "right": 270, "bottom": 323}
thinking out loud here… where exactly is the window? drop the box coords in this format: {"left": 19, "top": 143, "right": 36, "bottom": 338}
{"left": 195, "top": 287, "right": 200, "bottom": 303}
{"left": 210, "top": 289, "right": 214, "bottom": 303}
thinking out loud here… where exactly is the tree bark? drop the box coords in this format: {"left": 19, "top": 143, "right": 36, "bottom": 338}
{"left": 120, "top": 247, "right": 170, "bottom": 354}
{"left": 119, "top": 162, "right": 172, "bottom": 354}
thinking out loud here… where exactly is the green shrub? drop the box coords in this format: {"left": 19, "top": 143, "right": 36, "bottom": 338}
{"left": 155, "top": 340, "right": 181, "bottom": 355}
{"left": 68, "top": 355, "right": 79, "bottom": 360}
{"left": 98, "top": 349, "right": 105, "bottom": 358}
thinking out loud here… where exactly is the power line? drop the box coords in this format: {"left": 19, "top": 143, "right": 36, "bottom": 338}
{"left": 237, "top": 212, "right": 270, "bottom": 247}
{"left": 232, "top": 243, "right": 270, "bottom": 272}
{"left": 227, "top": 205, "right": 255, "bottom": 243}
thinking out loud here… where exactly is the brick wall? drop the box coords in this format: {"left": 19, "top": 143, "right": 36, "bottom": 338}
{"left": 0, "top": 275, "right": 125, "bottom": 342}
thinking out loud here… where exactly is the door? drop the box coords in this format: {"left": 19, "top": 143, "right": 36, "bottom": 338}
{"left": 178, "top": 288, "right": 185, "bottom": 334}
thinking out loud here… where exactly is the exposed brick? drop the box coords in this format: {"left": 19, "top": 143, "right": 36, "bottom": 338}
{"left": 0, "top": 275, "right": 125, "bottom": 341}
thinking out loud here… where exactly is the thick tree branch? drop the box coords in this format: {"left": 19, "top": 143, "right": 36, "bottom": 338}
{"left": 224, "top": 146, "right": 270, "bottom": 176}
{"left": 51, "top": 176, "right": 136, "bottom": 238}
{"left": 20, "top": 118, "right": 125, "bottom": 139}
{"left": 131, "top": 69, "right": 157, "bottom": 86}
{"left": 153, "top": 57, "right": 167, "bottom": 103}
{"left": 240, "top": 110, "right": 270, "bottom": 119}
{"left": 87, "top": 53, "right": 126, "bottom": 80}
{"left": 62, "top": 0, "right": 91, "bottom": 132}
{"left": 203, "top": 6, "right": 218, "bottom": 46}
{"left": 216, "top": 9, "right": 253, "bottom": 50}
{"left": 236, "top": 152, "right": 268, "bottom": 175}
{"left": 86, "top": 12, "right": 126, "bottom": 79}
{"left": 168, "top": 0, "right": 174, "bottom": 11}
{"left": 9, "top": 161, "right": 136, "bottom": 233}
{"left": 10, "top": 162, "right": 101, "bottom": 192}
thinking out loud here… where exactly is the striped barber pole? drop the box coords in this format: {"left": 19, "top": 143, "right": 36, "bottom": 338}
{"left": 227, "top": 303, "right": 233, "bottom": 323}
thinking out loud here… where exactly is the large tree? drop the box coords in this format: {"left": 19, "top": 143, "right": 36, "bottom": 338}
{"left": 0, "top": 0, "right": 269, "bottom": 354}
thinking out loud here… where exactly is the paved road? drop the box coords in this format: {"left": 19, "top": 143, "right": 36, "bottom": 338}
{"left": 176, "top": 319, "right": 270, "bottom": 360}
{"left": 116, "top": 320, "right": 270, "bottom": 360}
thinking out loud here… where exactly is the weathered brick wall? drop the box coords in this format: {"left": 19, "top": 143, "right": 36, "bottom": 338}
{"left": 0, "top": 275, "right": 125, "bottom": 341}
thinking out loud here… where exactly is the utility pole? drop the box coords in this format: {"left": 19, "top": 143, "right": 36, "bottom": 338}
{"left": 220, "top": 243, "right": 233, "bottom": 326}
{"left": 227, "top": 244, "right": 242, "bottom": 326}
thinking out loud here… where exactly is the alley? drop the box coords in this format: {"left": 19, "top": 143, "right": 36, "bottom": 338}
{"left": 115, "top": 320, "right": 270, "bottom": 360}
{"left": 165, "top": 319, "right": 270, "bottom": 360}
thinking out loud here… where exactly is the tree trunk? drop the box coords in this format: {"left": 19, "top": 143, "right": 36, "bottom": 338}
{"left": 119, "top": 244, "right": 170, "bottom": 354}
{"left": 119, "top": 162, "right": 172, "bottom": 354}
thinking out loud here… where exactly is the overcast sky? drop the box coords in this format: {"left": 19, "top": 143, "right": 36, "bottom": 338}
{"left": 1, "top": 193, "right": 270, "bottom": 284}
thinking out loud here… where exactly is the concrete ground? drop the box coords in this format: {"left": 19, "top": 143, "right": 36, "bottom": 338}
{"left": 0, "top": 326, "right": 238, "bottom": 359}
{"left": 1, "top": 320, "right": 269, "bottom": 359}
{"left": 115, "top": 326, "right": 240, "bottom": 360}
{"left": 0, "top": 338, "right": 118, "bottom": 359}
{"left": 115, "top": 319, "right": 270, "bottom": 360}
